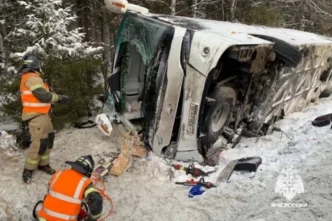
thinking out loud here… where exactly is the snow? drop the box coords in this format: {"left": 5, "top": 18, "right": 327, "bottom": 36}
{"left": 0, "top": 130, "right": 19, "bottom": 157}
{"left": 8, "top": 0, "right": 102, "bottom": 60}
{"left": 0, "top": 117, "right": 18, "bottom": 131}
{"left": 1, "top": 97, "right": 332, "bottom": 220}
{"left": 17, "top": 1, "right": 28, "bottom": 6}
{"left": 151, "top": 14, "right": 332, "bottom": 46}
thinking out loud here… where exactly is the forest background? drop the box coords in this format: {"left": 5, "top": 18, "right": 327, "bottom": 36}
{"left": 1, "top": 0, "right": 332, "bottom": 128}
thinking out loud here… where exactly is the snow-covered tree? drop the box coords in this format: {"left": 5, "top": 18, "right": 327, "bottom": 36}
{"left": 1, "top": 0, "right": 104, "bottom": 128}
{"left": 9, "top": 0, "right": 102, "bottom": 59}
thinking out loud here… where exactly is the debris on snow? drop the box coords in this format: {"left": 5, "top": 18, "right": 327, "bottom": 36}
{"left": 110, "top": 132, "right": 148, "bottom": 176}
{"left": 1, "top": 97, "right": 332, "bottom": 220}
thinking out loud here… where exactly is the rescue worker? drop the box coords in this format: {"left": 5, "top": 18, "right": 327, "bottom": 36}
{"left": 33, "top": 155, "right": 103, "bottom": 221}
{"left": 20, "top": 53, "right": 73, "bottom": 183}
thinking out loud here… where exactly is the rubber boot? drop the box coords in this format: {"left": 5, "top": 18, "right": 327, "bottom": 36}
{"left": 22, "top": 168, "right": 33, "bottom": 183}
{"left": 38, "top": 164, "right": 55, "bottom": 175}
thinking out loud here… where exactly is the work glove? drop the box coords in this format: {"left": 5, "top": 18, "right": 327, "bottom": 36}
{"left": 58, "top": 95, "right": 74, "bottom": 104}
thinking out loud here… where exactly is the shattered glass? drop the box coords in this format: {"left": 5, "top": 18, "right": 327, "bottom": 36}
{"left": 115, "top": 14, "right": 169, "bottom": 66}
{"left": 114, "top": 13, "right": 176, "bottom": 144}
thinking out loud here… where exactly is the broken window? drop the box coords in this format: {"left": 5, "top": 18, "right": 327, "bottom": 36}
{"left": 115, "top": 14, "right": 170, "bottom": 67}
{"left": 111, "top": 13, "right": 174, "bottom": 121}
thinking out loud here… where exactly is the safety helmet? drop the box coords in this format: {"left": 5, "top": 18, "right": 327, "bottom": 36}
{"left": 20, "top": 53, "right": 42, "bottom": 73}
{"left": 66, "top": 155, "right": 95, "bottom": 177}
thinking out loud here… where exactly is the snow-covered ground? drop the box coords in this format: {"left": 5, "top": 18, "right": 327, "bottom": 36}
{"left": 1, "top": 97, "right": 332, "bottom": 221}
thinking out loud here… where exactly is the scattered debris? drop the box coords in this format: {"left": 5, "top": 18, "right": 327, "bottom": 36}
{"left": 217, "top": 156, "right": 262, "bottom": 183}
{"left": 217, "top": 159, "right": 239, "bottom": 183}
{"left": 175, "top": 178, "right": 217, "bottom": 189}
{"left": 130, "top": 134, "right": 148, "bottom": 158}
{"left": 94, "top": 157, "right": 118, "bottom": 178}
{"left": 110, "top": 147, "right": 132, "bottom": 176}
{"left": 233, "top": 157, "right": 262, "bottom": 172}
{"left": 188, "top": 184, "right": 206, "bottom": 198}
{"left": 311, "top": 113, "right": 332, "bottom": 127}
{"left": 110, "top": 132, "right": 148, "bottom": 176}
{"left": 95, "top": 113, "right": 113, "bottom": 136}
{"left": 172, "top": 163, "right": 216, "bottom": 178}
{"left": 94, "top": 131, "right": 148, "bottom": 177}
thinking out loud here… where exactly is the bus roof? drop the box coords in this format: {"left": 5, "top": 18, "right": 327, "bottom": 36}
{"left": 143, "top": 13, "right": 332, "bottom": 46}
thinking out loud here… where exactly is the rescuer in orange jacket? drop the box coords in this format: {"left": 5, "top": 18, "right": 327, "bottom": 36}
{"left": 19, "top": 53, "right": 73, "bottom": 183}
{"left": 33, "top": 155, "right": 103, "bottom": 221}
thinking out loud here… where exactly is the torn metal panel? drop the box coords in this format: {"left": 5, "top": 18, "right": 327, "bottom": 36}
{"left": 268, "top": 45, "right": 332, "bottom": 120}
{"left": 176, "top": 64, "right": 206, "bottom": 153}
{"left": 152, "top": 27, "right": 186, "bottom": 156}
{"left": 173, "top": 149, "right": 203, "bottom": 162}
{"left": 227, "top": 44, "right": 274, "bottom": 74}
{"left": 187, "top": 31, "right": 272, "bottom": 76}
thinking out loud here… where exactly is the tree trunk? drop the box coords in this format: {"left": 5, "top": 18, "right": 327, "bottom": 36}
{"left": 170, "top": 0, "right": 176, "bottom": 15}
{"left": 83, "top": 1, "right": 91, "bottom": 41}
{"left": 103, "top": 10, "right": 112, "bottom": 75}
{"left": 192, "top": 0, "right": 198, "bottom": 18}
{"left": 221, "top": 0, "right": 225, "bottom": 20}
{"left": 0, "top": 19, "right": 8, "bottom": 66}
{"left": 0, "top": 33, "right": 4, "bottom": 66}
{"left": 90, "top": 0, "right": 97, "bottom": 42}
{"left": 230, "top": 0, "right": 237, "bottom": 21}
{"left": 102, "top": 9, "right": 112, "bottom": 95}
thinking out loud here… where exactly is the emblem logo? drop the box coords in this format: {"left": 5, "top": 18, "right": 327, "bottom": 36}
{"left": 275, "top": 166, "right": 304, "bottom": 201}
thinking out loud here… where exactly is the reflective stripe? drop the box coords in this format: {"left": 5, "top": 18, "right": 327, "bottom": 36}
{"left": 43, "top": 208, "right": 77, "bottom": 220}
{"left": 24, "top": 59, "right": 34, "bottom": 64}
{"left": 74, "top": 177, "right": 88, "bottom": 198}
{"left": 38, "top": 217, "right": 47, "bottom": 221}
{"left": 22, "top": 102, "right": 51, "bottom": 107}
{"left": 49, "top": 190, "right": 82, "bottom": 204}
{"left": 84, "top": 186, "right": 98, "bottom": 198}
{"left": 45, "top": 171, "right": 90, "bottom": 220}
{"left": 51, "top": 171, "right": 62, "bottom": 189}
{"left": 90, "top": 212, "right": 102, "bottom": 219}
{"left": 26, "top": 158, "right": 38, "bottom": 165}
{"left": 20, "top": 90, "right": 32, "bottom": 94}
{"left": 41, "top": 155, "right": 49, "bottom": 160}
{"left": 51, "top": 93, "right": 59, "bottom": 103}
{"left": 84, "top": 158, "right": 92, "bottom": 169}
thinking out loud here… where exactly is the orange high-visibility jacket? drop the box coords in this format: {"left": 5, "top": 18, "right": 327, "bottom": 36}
{"left": 20, "top": 72, "right": 51, "bottom": 114}
{"left": 38, "top": 169, "right": 92, "bottom": 221}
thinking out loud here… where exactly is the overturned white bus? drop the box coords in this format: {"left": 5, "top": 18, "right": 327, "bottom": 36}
{"left": 105, "top": 0, "right": 332, "bottom": 164}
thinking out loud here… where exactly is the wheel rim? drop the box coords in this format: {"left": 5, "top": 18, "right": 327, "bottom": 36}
{"left": 211, "top": 103, "right": 230, "bottom": 133}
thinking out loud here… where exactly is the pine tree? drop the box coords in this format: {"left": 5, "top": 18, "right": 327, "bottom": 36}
{"left": 9, "top": 0, "right": 102, "bottom": 59}
{"left": 2, "top": 0, "right": 104, "bottom": 129}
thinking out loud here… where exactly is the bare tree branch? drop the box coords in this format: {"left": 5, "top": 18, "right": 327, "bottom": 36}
{"left": 175, "top": 0, "right": 223, "bottom": 15}
{"left": 306, "top": 0, "right": 332, "bottom": 17}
